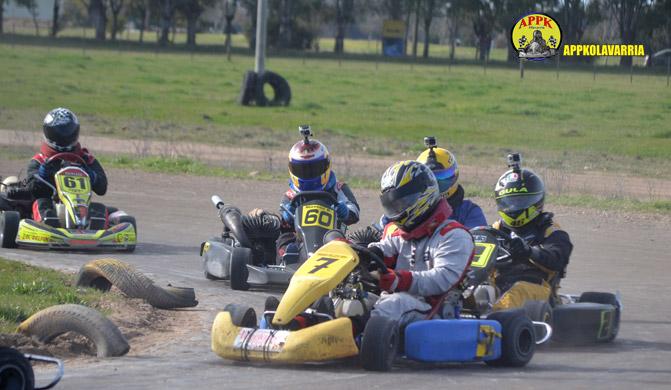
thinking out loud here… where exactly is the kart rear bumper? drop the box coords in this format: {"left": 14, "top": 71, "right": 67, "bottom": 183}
{"left": 15, "top": 219, "right": 136, "bottom": 250}
{"left": 211, "top": 312, "right": 358, "bottom": 363}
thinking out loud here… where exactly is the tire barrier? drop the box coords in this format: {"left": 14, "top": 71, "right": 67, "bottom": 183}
{"left": 238, "top": 70, "right": 291, "bottom": 107}
{"left": 17, "top": 304, "right": 129, "bottom": 358}
{"left": 76, "top": 258, "right": 198, "bottom": 310}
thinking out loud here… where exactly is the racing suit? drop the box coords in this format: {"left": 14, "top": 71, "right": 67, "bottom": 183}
{"left": 492, "top": 212, "right": 572, "bottom": 310}
{"left": 378, "top": 185, "right": 486, "bottom": 230}
{"left": 368, "top": 199, "right": 474, "bottom": 327}
{"left": 26, "top": 142, "right": 108, "bottom": 227}
{"left": 276, "top": 172, "right": 360, "bottom": 257}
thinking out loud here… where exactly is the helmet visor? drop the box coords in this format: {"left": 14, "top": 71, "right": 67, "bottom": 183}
{"left": 380, "top": 178, "right": 428, "bottom": 221}
{"left": 496, "top": 192, "right": 544, "bottom": 214}
{"left": 433, "top": 165, "right": 457, "bottom": 194}
{"left": 289, "top": 159, "right": 329, "bottom": 180}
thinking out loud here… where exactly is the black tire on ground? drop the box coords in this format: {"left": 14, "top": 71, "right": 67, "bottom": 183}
{"left": 0, "top": 347, "right": 35, "bottom": 390}
{"left": 116, "top": 215, "right": 137, "bottom": 252}
{"left": 17, "top": 304, "right": 129, "bottom": 358}
{"left": 229, "top": 248, "right": 250, "bottom": 291}
{"left": 360, "top": 316, "right": 399, "bottom": 372}
{"left": 486, "top": 309, "right": 536, "bottom": 367}
{"left": 238, "top": 70, "right": 257, "bottom": 106}
{"left": 255, "top": 71, "right": 291, "bottom": 107}
{"left": 523, "top": 300, "right": 553, "bottom": 324}
{"left": 578, "top": 292, "right": 620, "bottom": 342}
{"left": 552, "top": 302, "right": 619, "bottom": 344}
{"left": 0, "top": 210, "right": 20, "bottom": 248}
{"left": 76, "top": 258, "right": 198, "bottom": 309}
{"left": 223, "top": 304, "right": 257, "bottom": 327}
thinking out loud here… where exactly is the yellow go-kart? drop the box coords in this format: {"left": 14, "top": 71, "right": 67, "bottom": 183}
{"left": 0, "top": 153, "right": 136, "bottom": 251}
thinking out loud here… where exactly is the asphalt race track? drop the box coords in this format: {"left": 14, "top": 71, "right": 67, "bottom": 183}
{"left": 1, "top": 160, "right": 670, "bottom": 389}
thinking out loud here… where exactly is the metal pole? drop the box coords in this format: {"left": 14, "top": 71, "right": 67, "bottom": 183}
{"left": 520, "top": 59, "right": 524, "bottom": 79}
{"left": 254, "top": 0, "right": 267, "bottom": 74}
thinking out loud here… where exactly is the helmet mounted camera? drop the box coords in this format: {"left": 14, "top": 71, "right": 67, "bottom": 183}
{"left": 507, "top": 153, "right": 522, "bottom": 173}
{"left": 299, "top": 125, "right": 313, "bottom": 145}
{"left": 423, "top": 136, "right": 443, "bottom": 171}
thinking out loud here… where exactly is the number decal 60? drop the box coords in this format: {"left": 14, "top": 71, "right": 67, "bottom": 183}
{"left": 301, "top": 205, "right": 335, "bottom": 229}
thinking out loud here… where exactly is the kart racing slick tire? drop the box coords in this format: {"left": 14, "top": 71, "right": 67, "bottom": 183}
{"left": 116, "top": 215, "right": 137, "bottom": 252}
{"left": 552, "top": 292, "right": 620, "bottom": 344}
{"left": 0, "top": 210, "right": 20, "bottom": 248}
{"left": 229, "top": 248, "right": 251, "bottom": 291}
{"left": 255, "top": 71, "right": 291, "bottom": 107}
{"left": 523, "top": 300, "right": 553, "bottom": 324}
{"left": 360, "top": 316, "right": 399, "bottom": 372}
{"left": 223, "top": 304, "right": 257, "bottom": 327}
{"left": 76, "top": 258, "right": 198, "bottom": 309}
{"left": 17, "top": 304, "right": 129, "bottom": 358}
{"left": 486, "top": 309, "right": 535, "bottom": 367}
{"left": 0, "top": 347, "right": 35, "bottom": 390}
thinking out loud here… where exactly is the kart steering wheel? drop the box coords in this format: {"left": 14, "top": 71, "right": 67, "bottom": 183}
{"left": 349, "top": 242, "right": 389, "bottom": 274}
{"left": 471, "top": 226, "right": 514, "bottom": 266}
{"left": 289, "top": 191, "right": 338, "bottom": 207}
{"left": 45, "top": 152, "right": 87, "bottom": 165}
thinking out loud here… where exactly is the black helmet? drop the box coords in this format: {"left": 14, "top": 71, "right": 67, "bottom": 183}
{"left": 43, "top": 108, "right": 80, "bottom": 151}
{"left": 494, "top": 153, "right": 545, "bottom": 228}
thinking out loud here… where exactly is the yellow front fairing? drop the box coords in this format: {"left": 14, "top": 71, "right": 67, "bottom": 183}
{"left": 54, "top": 167, "right": 92, "bottom": 227}
{"left": 212, "top": 312, "right": 358, "bottom": 363}
{"left": 272, "top": 240, "right": 359, "bottom": 325}
{"left": 15, "top": 219, "right": 136, "bottom": 249}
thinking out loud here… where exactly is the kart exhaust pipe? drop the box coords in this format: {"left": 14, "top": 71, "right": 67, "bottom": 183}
{"left": 211, "top": 194, "right": 252, "bottom": 248}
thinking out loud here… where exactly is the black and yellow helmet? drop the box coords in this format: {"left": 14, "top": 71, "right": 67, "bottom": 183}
{"left": 416, "top": 137, "right": 460, "bottom": 198}
{"left": 494, "top": 154, "right": 545, "bottom": 228}
{"left": 380, "top": 160, "right": 440, "bottom": 231}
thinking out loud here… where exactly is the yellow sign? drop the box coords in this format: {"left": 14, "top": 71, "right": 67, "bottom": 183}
{"left": 301, "top": 204, "right": 335, "bottom": 229}
{"left": 382, "top": 20, "right": 405, "bottom": 39}
{"left": 511, "top": 13, "right": 562, "bottom": 61}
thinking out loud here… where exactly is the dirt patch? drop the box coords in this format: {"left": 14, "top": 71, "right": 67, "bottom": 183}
{"left": 0, "top": 290, "right": 199, "bottom": 362}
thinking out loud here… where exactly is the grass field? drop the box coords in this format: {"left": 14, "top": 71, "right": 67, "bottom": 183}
{"left": 0, "top": 43, "right": 669, "bottom": 178}
{"left": 0, "top": 258, "right": 106, "bottom": 333}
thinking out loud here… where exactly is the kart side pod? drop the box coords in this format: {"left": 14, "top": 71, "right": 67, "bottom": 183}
{"left": 405, "top": 319, "right": 502, "bottom": 362}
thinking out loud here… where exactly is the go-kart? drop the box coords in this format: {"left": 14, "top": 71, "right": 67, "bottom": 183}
{"left": 465, "top": 226, "right": 621, "bottom": 344}
{"left": 0, "top": 153, "right": 136, "bottom": 251}
{"left": 0, "top": 347, "right": 64, "bottom": 390}
{"left": 211, "top": 231, "right": 550, "bottom": 371}
{"left": 200, "top": 191, "right": 345, "bottom": 290}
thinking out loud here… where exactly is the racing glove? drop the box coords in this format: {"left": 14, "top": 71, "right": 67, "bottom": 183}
{"left": 508, "top": 237, "right": 532, "bottom": 262}
{"left": 281, "top": 203, "right": 296, "bottom": 225}
{"left": 335, "top": 202, "right": 350, "bottom": 220}
{"left": 379, "top": 270, "right": 413, "bottom": 293}
{"left": 38, "top": 160, "right": 60, "bottom": 180}
{"left": 84, "top": 165, "right": 97, "bottom": 185}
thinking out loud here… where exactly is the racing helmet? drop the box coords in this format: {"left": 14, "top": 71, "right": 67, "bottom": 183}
{"left": 416, "top": 136, "right": 460, "bottom": 198}
{"left": 494, "top": 153, "right": 545, "bottom": 228}
{"left": 43, "top": 108, "right": 80, "bottom": 152}
{"left": 288, "top": 125, "right": 331, "bottom": 191}
{"left": 380, "top": 160, "right": 440, "bottom": 232}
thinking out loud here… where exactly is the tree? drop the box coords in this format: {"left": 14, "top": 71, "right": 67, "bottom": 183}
{"left": 1, "top": 0, "right": 6, "bottom": 34}
{"left": 109, "top": 0, "right": 124, "bottom": 40}
{"left": 412, "top": 0, "right": 419, "bottom": 57}
{"left": 421, "top": 0, "right": 440, "bottom": 58}
{"left": 15, "top": 0, "right": 40, "bottom": 35}
{"left": 158, "top": 0, "right": 175, "bottom": 45}
{"left": 334, "top": 0, "right": 354, "bottom": 53}
{"left": 128, "top": 0, "right": 154, "bottom": 43}
{"left": 472, "top": 0, "right": 494, "bottom": 61}
{"left": 51, "top": 0, "right": 60, "bottom": 37}
{"left": 177, "top": 0, "right": 209, "bottom": 47}
{"left": 87, "top": 0, "right": 108, "bottom": 40}
{"left": 278, "top": 0, "right": 292, "bottom": 49}
{"left": 606, "top": 0, "right": 650, "bottom": 66}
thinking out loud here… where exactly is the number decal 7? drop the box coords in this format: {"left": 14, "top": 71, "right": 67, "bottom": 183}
{"left": 308, "top": 256, "right": 339, "bottom": 274}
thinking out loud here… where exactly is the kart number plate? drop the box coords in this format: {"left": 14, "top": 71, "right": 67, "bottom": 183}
{"left": 55, "top": 170, "right": 91, "bottom": 195}
{"left": 471, "top": 243, "right": 496, "bottom": 268}
{"left": 233, "top": 328, "right": 290, "bottom": 353}
{"left": 301, "top": 204, "right": 335, "bottom": 229}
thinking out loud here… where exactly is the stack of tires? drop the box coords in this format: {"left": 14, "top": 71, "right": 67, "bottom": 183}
{"left": 238, "top": 70, "right": 291, "bottom": 107}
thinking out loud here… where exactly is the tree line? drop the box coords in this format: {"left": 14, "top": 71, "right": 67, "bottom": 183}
{"left": 1, "top": 0, "right": 669, "bottom": 66}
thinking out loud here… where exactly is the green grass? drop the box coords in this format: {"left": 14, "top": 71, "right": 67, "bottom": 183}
{"left": 0, "top": 43, "right": 669, "bottom": 178}
{"left": 0, "top": 258, "right": 106, "bottom": 333}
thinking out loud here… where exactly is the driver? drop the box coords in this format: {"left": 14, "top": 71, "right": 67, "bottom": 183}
{"left": 274, "top": 127, "right": 360, "bottom": 259}
{"left": 491, "top": 154, "right": 572, "bottom": 310}
{"left": 25, "top": 108, "right": 107, "bottom": 227}
{"left": 367, "top": 161, "right": 474, "bottom": 326}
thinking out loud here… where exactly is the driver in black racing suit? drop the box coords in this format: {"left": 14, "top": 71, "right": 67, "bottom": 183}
{"left": 491, "top": 154, "right": 572, "bottom": 310}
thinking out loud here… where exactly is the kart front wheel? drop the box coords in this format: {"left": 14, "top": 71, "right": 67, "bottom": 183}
{"left": 229, "top": 248, "right": 251, "bottom": 291}
{"left": 360, "top": 316, "right": 399, "bottom": 372}
{"left": 116, "top": 215, "right": 137, "bottom": 252}
{"left": 523, "top": 300, "right": 553, "bottom": 324}
{"left": 223, "top": 303, "right": 257, "bottom": 327}
{"left": 486, "top": 309, "right": 535, "bottom": 367}
{"left": 0, "top": 347, "right": 35, "bottom": 390}
{"left": 0, "top": 211, "right": 20, "bottom": 248}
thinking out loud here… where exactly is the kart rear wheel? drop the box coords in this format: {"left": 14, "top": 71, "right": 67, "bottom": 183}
{"left": 553, "top": 300, "right": 619, "bottom": 344}
{"left": 223, "top": 304, "right": 257, "bottom": 327}
{"left": 229, "top": 248, "right": 251, "bottom": 291}
{"left": 578, "top": 292, "right": 620, "bottom": 343}
{"left": 0, "top": 347, "right": 35, "bottom": 390}
{"left": 0, "top": 211, "right": 20, "bottom": 248}
{"left": 523, "top": 300, "right": 553, "bottom": 324}
{"left": 117, "top": 215, "right": 137, "bottom": 252}
{"left": 360, "top": 316, "right": 399, "bottom": 372}
{"left": 486, "top": 309, "right": 535, "bottom": 367}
